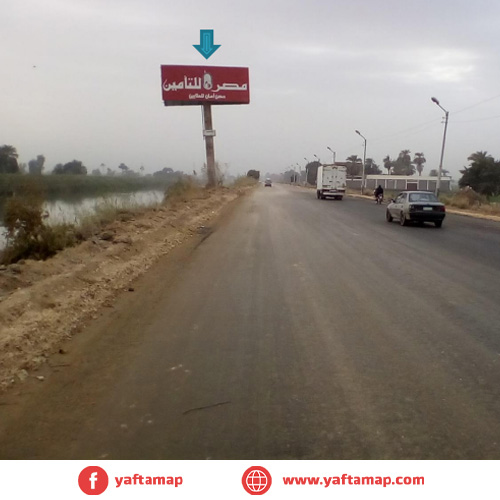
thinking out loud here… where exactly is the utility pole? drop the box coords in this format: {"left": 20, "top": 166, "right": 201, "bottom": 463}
{"left": 202, "top": 104, "right": 216, "bottom": 188}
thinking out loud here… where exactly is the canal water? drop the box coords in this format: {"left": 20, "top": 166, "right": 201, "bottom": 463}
{"left": 0, "top": 190, "right": 164, "bottom": 250}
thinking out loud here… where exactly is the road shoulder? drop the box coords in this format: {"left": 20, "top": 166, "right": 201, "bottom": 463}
{"left": 0, "top": 187, "right": 251, "bottom": 392}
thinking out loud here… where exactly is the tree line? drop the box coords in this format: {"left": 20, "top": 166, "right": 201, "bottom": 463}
{"left": 0, "top": 145, "right": 180, "bottom": 178}
{"left": 343, "top": 150, "right": 428, "bottom": 178}
{"left": 295, "top": 149, "right": 499, "bottom": 196}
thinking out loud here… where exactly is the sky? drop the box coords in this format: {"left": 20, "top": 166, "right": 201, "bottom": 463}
{"left": 2, "top": 0, "right": 500, "bottom": 179}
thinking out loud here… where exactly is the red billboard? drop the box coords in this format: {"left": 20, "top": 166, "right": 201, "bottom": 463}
{"left": 161, "top": 65, "right": 249, "bottom": 106}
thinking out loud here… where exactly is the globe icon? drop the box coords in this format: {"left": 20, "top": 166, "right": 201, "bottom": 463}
{"left": 245, "top": 470, "right": 268, "bottom": 493}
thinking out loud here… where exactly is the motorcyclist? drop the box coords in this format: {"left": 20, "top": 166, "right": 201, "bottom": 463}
{"left": 374, "top": 184, "right": 384, "bottom": 200}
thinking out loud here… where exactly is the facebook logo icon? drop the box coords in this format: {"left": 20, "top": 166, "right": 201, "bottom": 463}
{"left": 78, "top": 466, "right": 109, "bottom": 495}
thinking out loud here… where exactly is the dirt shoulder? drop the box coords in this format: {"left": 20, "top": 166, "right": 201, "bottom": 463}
{"left": 0, "top": 187, "right": 250, "bottom": 391}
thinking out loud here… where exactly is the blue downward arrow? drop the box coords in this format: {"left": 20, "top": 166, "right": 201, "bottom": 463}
{"left": 193, "top": 29, "right": 221, "bottom": 59}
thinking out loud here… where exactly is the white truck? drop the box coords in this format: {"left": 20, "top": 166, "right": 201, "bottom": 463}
{"left": 316, "top": 165, "right": 347, "bottom": 200}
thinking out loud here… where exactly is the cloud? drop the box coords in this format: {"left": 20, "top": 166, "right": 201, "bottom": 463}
{"left": 2, "top": 0, "right": 500, "bottom": 177}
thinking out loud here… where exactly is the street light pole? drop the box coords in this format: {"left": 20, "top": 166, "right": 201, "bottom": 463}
{"left": 327, "top": 146, "right": 336, "bottom": 164}
{"left": 431, "top": 97, "right": 449, "bottom": 197}
{"left": 304, "top": 158, "right": 310, "bottom": 185}
{"left": 296, "top": 163, "right": 303, "bottom": 185}
{"left": 355, "top": 130, "right": 367, "bottom": 194}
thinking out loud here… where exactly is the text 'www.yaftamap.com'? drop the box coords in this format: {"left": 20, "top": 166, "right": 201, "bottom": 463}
{"left": 283, "top": 474, "right": 424, "bottom": 488}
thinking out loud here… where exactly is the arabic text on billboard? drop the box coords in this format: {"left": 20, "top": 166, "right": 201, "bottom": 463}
{"left": 161, "top": 65, "right": 250, "bottom": 106}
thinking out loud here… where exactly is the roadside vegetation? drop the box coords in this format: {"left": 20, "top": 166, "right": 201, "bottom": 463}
{"left": 235, "top": 175, "right": 259, "bottom": 187}
{"left": 0, "top": 176, "right": 253, "bottom": 265}
{"left": 0, "top": 144, "right": 208, "bottom": 263}
{"left": 440, "top": 151, "right": 500, "bottom": 215}
{"left": 1, "top": 182, "right": 76, "bottom": 264}
{"left": 0, "top": 142, "right": 258, "bottom": 265}
{"left": 1, "top": 179, "right": 175, "bottom": 265}
{"left": 440, "top": 190, "right": 500, "bottom": 215}
{"left": 0, "top": 172, "right": 177, "bottom": 199}
{"left": 0, "top": 145, "right": 186, "bottom": 198}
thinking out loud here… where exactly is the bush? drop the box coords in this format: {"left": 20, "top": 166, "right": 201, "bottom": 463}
{"left": 232, "top": 176, "right": 258, "bottom": 188}
{"left": 164, "top": 177, "right": 205, "bottom": 205}
{"left": 441, "top": 190, "right": 487, "bottom": 209}
{"left": 1, "top": 196, "right": 76, "bottom": 264}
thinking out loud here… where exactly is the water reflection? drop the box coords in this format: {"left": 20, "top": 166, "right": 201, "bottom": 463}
{"left": 0, "top": 190, "right": 164, "bottom": 250}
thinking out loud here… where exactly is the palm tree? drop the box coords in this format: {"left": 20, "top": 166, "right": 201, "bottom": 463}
{"left": 400, "top": 149, "right": 411, "bottom": 164}
{"left": 346, "top": 155, "right": 362, "bottom": 179}
{"left": 395, "top": 149, "right": 415, "bottom": 175}
{"left": 413, "top": 152, "right": 426, "bottom": 176}
{"left": 467, "top": 151, "right": 494, "bottom": 165}
{"left": 383, "top": 155, "right": 392, "bottom": 175}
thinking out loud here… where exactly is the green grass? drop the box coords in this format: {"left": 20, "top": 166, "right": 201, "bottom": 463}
{"left": 74, "top": 198, "right": 154, "bottom": 240}
{"left": 0, "top": 173, "right": 176, "bottom": 199}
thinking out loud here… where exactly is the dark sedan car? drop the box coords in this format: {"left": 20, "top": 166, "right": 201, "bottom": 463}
{"left": 386, "top": 191, "right": 446, "bottom": 227}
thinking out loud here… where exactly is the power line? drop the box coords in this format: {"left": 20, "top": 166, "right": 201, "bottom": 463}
{"left": 370, "top": 118, "right": 442, "bottom": 144}
{"left": 452, "top": 92, "right": 500, "bottom": 115}
{"left": 453, "top": 113, "right": 500, "bottom": 123}
{"left": 316, "top": 92, "right": 500, "bottom": 164}
{"left": 364, "top": 92, "right": 500, "bottom": 143}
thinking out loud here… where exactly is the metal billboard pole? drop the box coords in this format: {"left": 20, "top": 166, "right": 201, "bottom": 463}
{"left": 202, "top": 104, "right": 216, "bottom": 188}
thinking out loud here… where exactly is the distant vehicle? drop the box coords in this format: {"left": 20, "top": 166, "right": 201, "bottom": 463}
{"left": 386, "top": 191, "right": 446, "bottom": 227}
{"left": 316, "top": 165, "right": 346, "bottom": 200}
{"left": 264, "top": 178, "right": 272, "bottom": 187}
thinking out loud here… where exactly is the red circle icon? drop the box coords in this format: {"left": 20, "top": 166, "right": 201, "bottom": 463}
{"left": 242, "top": 466, "right": 272, "bottom": 495}
{"left": 78, "top": 466, "right": 109, "bottom": 495}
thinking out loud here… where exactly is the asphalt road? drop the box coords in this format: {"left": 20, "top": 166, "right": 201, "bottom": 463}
{"left": 1, "top": 184, "right": 499, "bottom": 459}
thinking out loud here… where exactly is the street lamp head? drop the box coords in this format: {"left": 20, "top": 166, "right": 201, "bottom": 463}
{"left": 355, "top": 130, "right": 360, "bottom": 135}
{"left": 431, "top": 97, "right": 439, "bottom": 105}
{"left": 327, "top": 146, "right": 332, "bottom": 152}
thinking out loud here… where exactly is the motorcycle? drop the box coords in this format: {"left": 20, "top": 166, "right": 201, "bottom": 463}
{"left": 374, "top": 192, "right": 383, "bottom": 204}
